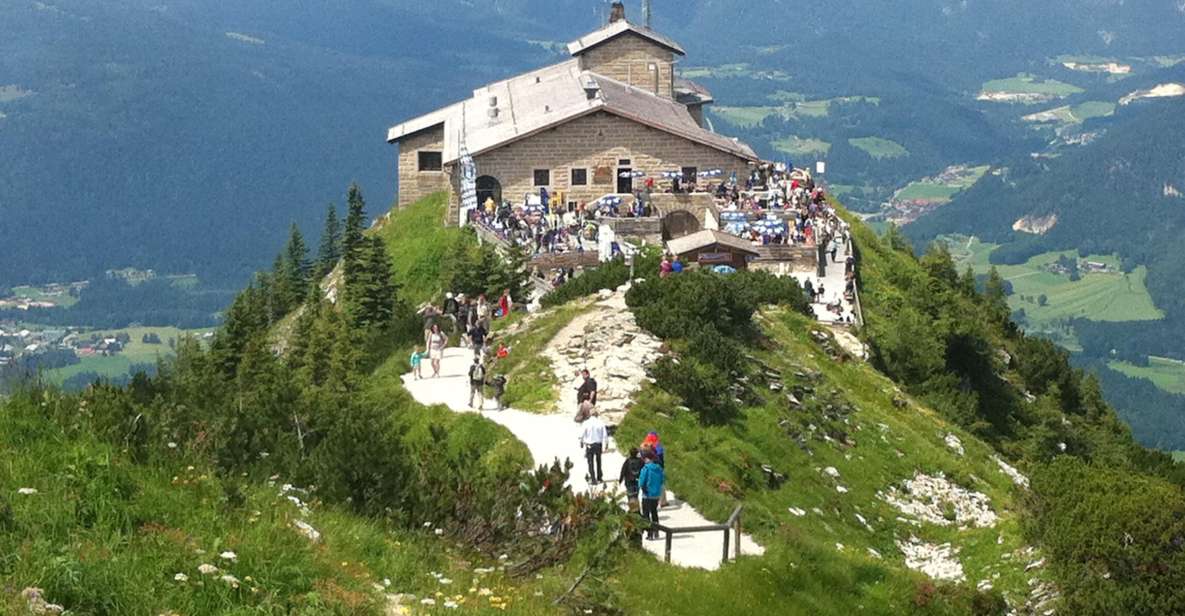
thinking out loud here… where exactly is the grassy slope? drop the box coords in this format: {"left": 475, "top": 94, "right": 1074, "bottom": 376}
{"left": 493, "top": 301, "right": 596, "bottom": 413}
{"left": 612, "top": 309, "right": 1034, "bottom": 614}
{"left": 0, "top": 393, "right": 551, "bottom": 616}
{"left": 373, "top": 192, "right": 466, "bottom": 306}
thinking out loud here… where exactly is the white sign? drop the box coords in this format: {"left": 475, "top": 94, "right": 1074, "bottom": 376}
{"left": 815, "top": 161, "right": 826, "bottom": 175}
{"left": 458, "top": 146, "right": 477, "bottom": 226}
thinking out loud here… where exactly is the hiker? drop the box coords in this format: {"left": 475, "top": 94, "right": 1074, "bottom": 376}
{"left": 619, "top": 447, "right": 644, "bottom": 511}
{"left": 427, "top": 324, "right": 447, "bottom": 378}
{"left": 476, "top": 294, "right": 491, "bottom": 331}
{"left": 576, "top": 369, "right": 598, "bottom": 408}
{"left": 495, "top": 342, "right": 510, "bottom": 359}
{"left": 443, "top": 292, "right": 459, "bottom": 323}
{"left": 470, "top": 321, "right": 487, "bottom": 359}
{"left": 638, "top": 451, "right": 665, "bottom": 540}
{"left": 498, "top": 288, "right": 512, "bottom": 318}
{"left": 580, "top": 410, "right": 607, "bottom": 485}
{"left": 489, "top": 373, "right": 507, "bottom": 411}
{"left": 409, "top": 346, "right": 425, "bottom": 380}
{"left": 659, "top": 255, "right": 672, "bottom": 278}
{"left": 671, "top": 255, "right": 684, "bottom": 274}
{"left": 468, "top": 356, "right": 486, "bottom": 409}
{"left": 803, "top": 279, "right": 815, "bottom": 301}
{"left": 642, "top": 431, "right": 667, "bottom": 506}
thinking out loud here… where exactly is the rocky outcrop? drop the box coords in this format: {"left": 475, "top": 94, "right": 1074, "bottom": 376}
{"left": 880, "top": 472, "right": 998, "bottom": 529}
{"left": 542, "top": 288, "right": 663, "bottom": 424}
{"left": 1012, "top": 214, "right": 1058, "bottom": 235}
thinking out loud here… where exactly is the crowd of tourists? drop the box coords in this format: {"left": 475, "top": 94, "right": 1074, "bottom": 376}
{"left": 469, "top": 193, "right": 600, "bottom": 257}
{"left": 410, "top": 289, "right": 516, "bottom": 410}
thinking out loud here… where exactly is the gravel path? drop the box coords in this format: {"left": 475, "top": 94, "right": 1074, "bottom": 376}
{"left": 402, "top": 346, "right": 764, "bottom": 570}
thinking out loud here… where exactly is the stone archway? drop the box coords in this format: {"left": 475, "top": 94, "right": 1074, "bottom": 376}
{"left": 476, "top": 176, "right": 502, "bottom": 207}
{"left": 662, "top": 210, "right": 701, "bottom": 241}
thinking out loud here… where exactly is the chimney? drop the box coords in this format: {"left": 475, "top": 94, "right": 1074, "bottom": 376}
{"left": 608, "top": 1, "right": 625, "bottom": 23}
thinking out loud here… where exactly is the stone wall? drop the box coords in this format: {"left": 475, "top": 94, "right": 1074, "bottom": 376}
{"left": 579, "top": 33, "right": 675, "bottom": 99}
{"left": 396, "top": 125, "right": 450, "bottom": 207}
{"left": 465, "top": 111, "right": 751, "bottom": 220}
{"left": 603, "top": 217, "right": 663, "bottom": 244}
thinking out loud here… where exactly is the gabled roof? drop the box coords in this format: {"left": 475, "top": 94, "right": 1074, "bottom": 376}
{"left": 387, "top": 61, "right": 758, "bottom": 164}
{"left": 667, "top": 230, "right": 761, "bottom": 256}
{"left": 674, "top": 77, "right": 714, "bottom": 105}
{"left": 566, "top": 20, "right": 685, "bottom": 56}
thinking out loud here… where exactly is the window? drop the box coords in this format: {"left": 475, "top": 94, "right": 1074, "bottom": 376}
{"left": 618, "top": 158, "right": 632, "bottom": 165}
{"left": 682, "top": 166, "right": 698, "bottom": 183}
{"left": 533, "top": 169, "right": 551, "bottom": 187}
{"left": 570, "top": 168, "right": 588, "bottom": 186}
{"left": 417, "top": 151, "right": 442, "bottom": 172}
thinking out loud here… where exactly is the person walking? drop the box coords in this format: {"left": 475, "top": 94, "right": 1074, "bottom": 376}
{"left": 619, "top": 447, "right": 644, "bottom": 512}
{"left": 476, "top": 294, "right": 491, "bottom": 332}
{"left": 489, "top": 374, "right": 507, "bottom": 411}
{"left": 579, "top": 410, "right": 607, "bottom": 485}
{"left": 468, "top": 356, "right": 486, "bottom": 409}
{"left": 576, "top": 369, "right": 598, "bottom": 409}
{"left": 427, "top": 324, "right": 447, "bottom": 378}
{"left": 470, "top": 321, "right": 487, "bottom": 360}
{"left": 409, "top": 346, "right": 425, "bottom": 380}
{"left": 638, "top": 451, "right": 665, "bottom": 540}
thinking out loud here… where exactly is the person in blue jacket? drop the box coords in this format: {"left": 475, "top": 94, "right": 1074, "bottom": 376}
{"left": 638, "top": 451, "right": 666, "bottom": 540}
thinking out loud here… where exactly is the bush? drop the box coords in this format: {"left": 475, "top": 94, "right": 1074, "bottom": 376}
{"left": 540, "top": 248, "right": 661, "bottom": 309}
{"left": 1025, "top": 457, "right": 1185, "bottom": 615}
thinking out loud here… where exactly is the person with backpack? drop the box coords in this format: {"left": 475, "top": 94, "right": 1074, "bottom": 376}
{"left": 470, "top": 322, "right": 488, "bottom": 360}
{"left": 489, "top": 374, "right": 507, "bottom": 411}
{"left": 619, "top": 447, "right": 644, "bottom": 511}
{"left": 468, "top": 357, "right": 486, "bottom": 409}
{"left": 638, "top": 451, "right": 666, "bottom": 540}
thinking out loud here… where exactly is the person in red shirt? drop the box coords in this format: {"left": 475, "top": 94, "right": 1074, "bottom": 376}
{"left": 498, "top": 288, "right": 512, "bottom": 318}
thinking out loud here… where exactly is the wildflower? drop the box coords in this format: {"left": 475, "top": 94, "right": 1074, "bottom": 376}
{"left": 444, "top": 600, "right": 459, "bottom": 609}
{"left": 423, "top": 521, "right": 432, "bottom": 528}
{"left": 219, "top": 551, "right": 237, "bottom": 562}
{"left": 220, "top": 574, "right": 240, "bottom": 588}
{"left": 383, "top": 578, "right": 391, "bottom": 588}
{"left": 16, "top": 488, "right": 37, "bottom": 495}
{"left": 434, "top": 528, "right": 444, "bottom": 536}
{"left": 438, "top": 578, "right": 452, "bottom": 585}
{"left": 186, "top": 465, "right": 195, "bottom": 471}
{"left": 167, "top": 442, "right": 177, "bottom": 449}
{"left": 498, "top": 554, "right": 508, "bottom": 561}
{"left": 173, "top": 573, "right": 188, "bottom": 582}
{"left": 478, "top": 588, "right": 493, "bottom": 596}
{"left": 198, "top": 564, "right": 218, "bottom": 575}
{"left": 420, "top": 598, "right": 436, "bottom": 606}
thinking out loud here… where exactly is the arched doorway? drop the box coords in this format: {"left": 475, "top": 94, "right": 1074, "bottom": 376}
{"left": 476, "top": 176, "right": 502, "bottom": 207}
{"left": 662, "top": 210, "right": 701, "bottom": 240}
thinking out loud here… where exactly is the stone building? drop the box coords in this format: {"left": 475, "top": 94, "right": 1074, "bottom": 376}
{"left": 386, "top": 2, "right": 760, "bottom": 226}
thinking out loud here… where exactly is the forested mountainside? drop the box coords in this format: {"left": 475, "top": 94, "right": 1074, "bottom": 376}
{"left": 4, "top": 0, "right": 1185, "bottom": 288}
{"left": 2, "top": 191, "right": 1184, "bottom": 615}
{"left": 906, "top": 93, "right": 1185, "bottom": 449}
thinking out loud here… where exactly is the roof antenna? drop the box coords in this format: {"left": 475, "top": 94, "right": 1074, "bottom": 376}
{"left": 643, "top": 0, "right": 652, "bottom": 27}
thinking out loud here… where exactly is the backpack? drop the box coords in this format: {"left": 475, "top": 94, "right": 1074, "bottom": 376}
{"left": 470, "top": 363, "right": 485, "bottom": 383}
{"left": 624, "top": 457, "right": 643, "bottom": 483}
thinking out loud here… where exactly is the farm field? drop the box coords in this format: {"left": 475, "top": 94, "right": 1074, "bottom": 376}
{"left": 9, "top": 285, "right": 79, "bottom": 308}
{"left": 771, "top": 135, "right": 830, "bottom": 157}
{"left": 44, "top": 326, "right": 212, "bottom": 385}
{"left": 1109, "top": 357, "right": 1185, "bottom": 396}
{"left": 945, "top": 235, "right": 1162, "bottom": 349}
{"left": 894, "top": 165, "right": 990, "bottom": 203}
{"left": 849, "top": 136, "right": 908, "bottom": 159}
{"left": 980, "top": 73, "right": 1084, "bottom": 97}
{"left": 1023, "top": 101, "right": 1116, "bottom": 124}
{"left": 712, "top": 93, "right": 878, "bottom": 128}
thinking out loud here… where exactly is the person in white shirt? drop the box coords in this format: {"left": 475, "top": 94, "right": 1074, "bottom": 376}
{"left": 579, "top": 411, "right": 608, "bottom": 485}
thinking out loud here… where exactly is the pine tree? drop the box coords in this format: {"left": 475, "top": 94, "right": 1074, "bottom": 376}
{"left": 985, "top": 266, "right": 1010, "bottom": 319}
{"left": 283, "top": 223, "right": 310, "bottom": 308}
{"left": 315, "top": 204, "right": 342, "bottom": 277}
{"left": 342, "top": 184, "right": 367, "bottom": 260}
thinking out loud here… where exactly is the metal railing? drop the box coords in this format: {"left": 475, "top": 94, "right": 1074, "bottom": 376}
{"left": 653, "top": 504, "right": 745, "bottom": 566}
